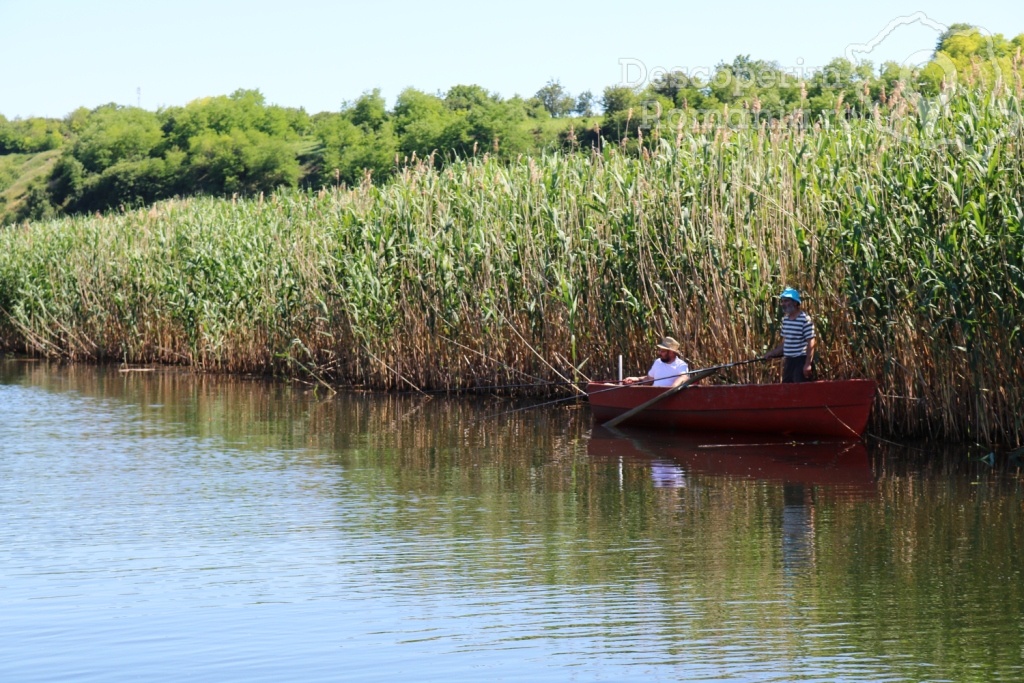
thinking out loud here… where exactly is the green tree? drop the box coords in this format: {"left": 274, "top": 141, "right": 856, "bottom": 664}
{"left": 71, "top": 105, "right": 163, "bottom": 173}
{"left": 601, "top": 85, "right": 638, "bottom": 115}
{"left": 64, "top": 107, "right": 91, "bottom": 135}
{"left": 600, "top": 86, "right": 642, "bottom": 143}
{"left": 187, "top": 128, "right": 300, "bottom": 195}
{"left": 650, "top": 71, "right": 691, "bottom": 102}
{"left": 0, "top": 116, "right": 65, "bottom": 154}
{"left": 347, "top": 89, "right": 388, "bottom": 132}
{"left": 339, "top": 122, "right": 400, "bottom": 185}
{"left": 706, "top": 56, "right": 794, "bottom": 109}
{"left": 15, "top": 182, "right": 55, "bottom": 222}
{"left": 310, "top": 113, "right": 363, "bottom": 186}
{"left": 311, "top": 112, "right": 398, "bottom": 187}
{"left": 444, "top": 84, "right": 495, "bottom": 111}
{"left": 574, "top": 90, "right": 596, "bottom": 117}
{"left": 933, "top": 25, "right": 1016, "bottom": 88}
{"left": 72, "top": 154, "right": 186, "bottom": 212}
{"left": 806, "top": 58, "right": 873, "bottom": 115}
{"left": 47, "top": 155, "right": 87, "bottom": 209}
{"left": 535, "top": 79, "right": 575, "bottom": 117}
{"left": 392, "top": 88, "right": 453, "bottom": 160}
{"left": 434, "top": 95, "right": 531, "bottom": 158}
{"left": 465, "top": 99, "right": 531, "bottom": 156}
{"left": 935, "top": 23, "right": 979, "bottom": 53}
{"left": 160, "top": 89, "right": 297, "bottom": 151}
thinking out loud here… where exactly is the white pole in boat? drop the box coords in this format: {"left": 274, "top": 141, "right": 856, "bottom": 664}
{"left": 618, "top": 355, "right": 623, "bottom": 382}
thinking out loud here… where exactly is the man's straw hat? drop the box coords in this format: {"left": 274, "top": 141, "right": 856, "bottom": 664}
{"left": 656, "top": 337, "right": 680, "bottom": 352}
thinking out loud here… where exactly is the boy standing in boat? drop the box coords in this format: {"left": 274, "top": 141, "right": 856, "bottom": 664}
{"left": 623, "top": 337, "right": 690, "bottom": 387}
{"left": 764, "top": 287, "right": 816, "bottom": 383}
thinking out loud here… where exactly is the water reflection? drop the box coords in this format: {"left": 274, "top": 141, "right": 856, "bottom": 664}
{"left": 781, "top": 483, "right": 814, "bottom": 579}
{"left": 589, "top": 427, "right": 879, "bottom": 586}
{"left": 588, "top": 426, "right": 876, "bottom": 494}
{"left": 650, "top": 459, "right": 687, "bottom": 488}
{"left": 1, "top": 359, "right": 1022, "bottom": 683}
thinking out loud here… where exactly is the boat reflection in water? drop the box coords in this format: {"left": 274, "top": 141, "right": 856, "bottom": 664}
{"left": 587, "top": 425, "right": 876, "bottom": 495}
{"left": 588, "top": 427, "right": 877, "bottom": 579}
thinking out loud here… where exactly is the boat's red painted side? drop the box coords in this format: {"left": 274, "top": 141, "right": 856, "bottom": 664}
{"left": 586, "top": 379, "right": 877, "bottom": 438}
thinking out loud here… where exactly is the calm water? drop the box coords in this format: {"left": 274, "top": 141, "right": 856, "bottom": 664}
{"left": 1, "top": 360, "right": 1021, "bottom": 682}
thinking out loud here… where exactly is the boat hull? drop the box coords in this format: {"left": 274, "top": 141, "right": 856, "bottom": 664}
{"left": 586, "top": 379, "right": 877, "bottom": 438}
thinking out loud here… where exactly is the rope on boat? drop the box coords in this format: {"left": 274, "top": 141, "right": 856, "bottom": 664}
{"left": 824, "top": 404, "right": 862, "bottom": 439}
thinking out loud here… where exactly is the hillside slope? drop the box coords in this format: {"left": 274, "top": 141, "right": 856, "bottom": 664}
{"left": 0, "top": 150, "right": 61, "bottom": 225}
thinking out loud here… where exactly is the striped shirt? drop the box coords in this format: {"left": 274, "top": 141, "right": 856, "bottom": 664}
{"left": 781, "top": 311, "right": 815, "bottom": 357}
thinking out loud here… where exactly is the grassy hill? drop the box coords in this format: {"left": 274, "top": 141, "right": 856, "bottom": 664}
{"left": 0, "top": 149, "right": 61, "bottom": 225}
{"left": 0, "top": 114, "right": 587, "bottom": 228}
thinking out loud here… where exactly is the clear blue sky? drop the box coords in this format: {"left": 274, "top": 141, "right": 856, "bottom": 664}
{"left": 1, "top": 0, "right": 1020, "bottom": 119}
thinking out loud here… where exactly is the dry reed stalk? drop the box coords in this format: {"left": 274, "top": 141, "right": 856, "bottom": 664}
{"left": 1, "top": 87, "right": 1022, "bottom": 442}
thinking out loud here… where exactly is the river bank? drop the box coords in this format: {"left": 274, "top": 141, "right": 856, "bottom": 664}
{"left": 1, "top": 89, "right": 1022, "bottom": 444}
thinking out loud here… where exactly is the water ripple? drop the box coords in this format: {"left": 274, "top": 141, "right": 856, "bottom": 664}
{"left": 2, "top": 369, "right": 1022, "bottom": 682}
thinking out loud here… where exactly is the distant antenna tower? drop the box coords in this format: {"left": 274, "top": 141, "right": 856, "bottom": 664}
{"left": 137, "top": 87, "right": 141, "bottom": 108}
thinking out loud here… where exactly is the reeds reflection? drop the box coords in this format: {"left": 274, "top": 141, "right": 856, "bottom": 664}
{"left": 3, "top": 360, "right": 1022, "bottom": 681}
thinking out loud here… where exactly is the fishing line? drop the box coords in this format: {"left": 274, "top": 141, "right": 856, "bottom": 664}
{"left": 478, "top": 357, "right": 767, "bottom": 422}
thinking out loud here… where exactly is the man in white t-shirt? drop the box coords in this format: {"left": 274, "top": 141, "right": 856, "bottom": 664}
{"left": 623, "top": 337, "right": 690, "bottom": 387}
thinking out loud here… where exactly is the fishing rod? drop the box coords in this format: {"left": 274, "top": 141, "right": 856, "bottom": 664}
{"left": 613, "top": 357, "right": 767, "bottom": 388}
{"left": 397, "top": 379, "right": 584, "bottom": 396}
{"left": 481, "top": 357, "right": 768, "bottom": 421}
{"left": 432, "top": 333, "right": 588, "bottom": 392}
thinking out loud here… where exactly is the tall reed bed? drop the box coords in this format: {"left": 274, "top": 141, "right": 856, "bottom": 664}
{"left": 0, "top": 89, "right": 1022, "bottom": 443}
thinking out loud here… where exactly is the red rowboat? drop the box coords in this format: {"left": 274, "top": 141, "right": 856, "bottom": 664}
{"left": 586, "top": 379, "right": 877, "bottom": 438}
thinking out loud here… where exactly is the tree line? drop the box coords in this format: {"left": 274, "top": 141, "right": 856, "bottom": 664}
{"left": 1, "top": 23, "right": 1020, "bottom": 224}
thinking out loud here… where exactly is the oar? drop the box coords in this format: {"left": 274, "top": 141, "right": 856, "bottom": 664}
{"left": 602, "top": 357, "right": 766, "bottom": 428}
{"left": 602, "top": 367, "right": 717, "bottom": 427}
